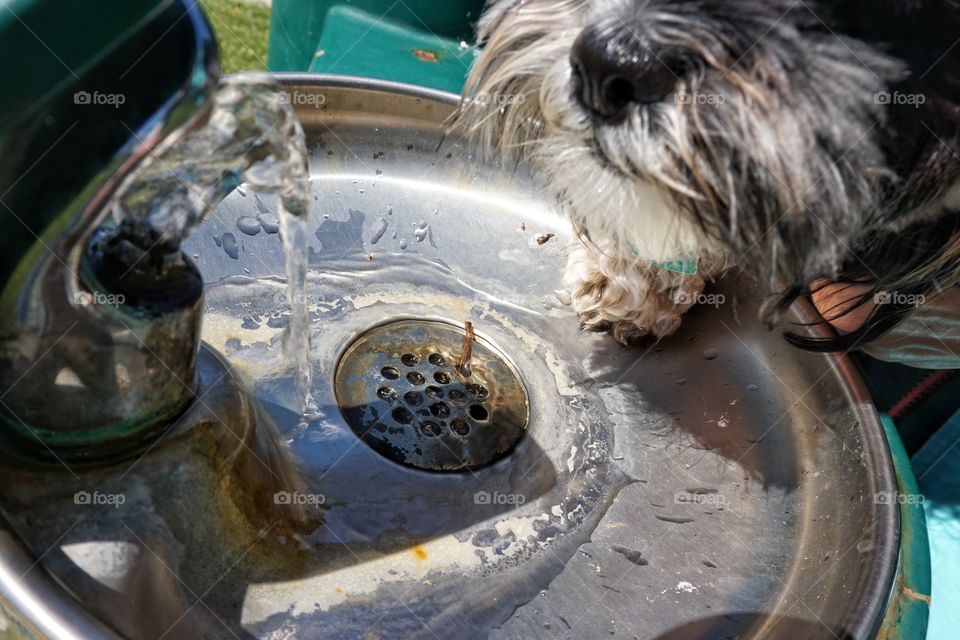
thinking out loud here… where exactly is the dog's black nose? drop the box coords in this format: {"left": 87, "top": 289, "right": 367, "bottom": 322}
{"left": 571, "top": 27, "right": 679, "bottom": 120}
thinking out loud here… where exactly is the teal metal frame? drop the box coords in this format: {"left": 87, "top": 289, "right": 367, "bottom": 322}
{"left": 879, "top": 414, "right": 932, "bottom": 639}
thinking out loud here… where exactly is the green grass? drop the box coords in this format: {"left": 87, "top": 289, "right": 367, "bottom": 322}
{"left": 199, "top": 0, "right": 271, "bottom": 73}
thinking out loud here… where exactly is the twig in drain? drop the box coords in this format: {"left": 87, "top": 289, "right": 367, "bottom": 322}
{"left": 458, "top": 321, "right": 475, "bottom": 378}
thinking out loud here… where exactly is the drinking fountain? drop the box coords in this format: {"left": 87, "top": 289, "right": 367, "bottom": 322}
{"left": 0, "top": 3, "right": 317, "bottom": 637}
{"left": 0, "top": 2, "right": 909, "bottom": 639}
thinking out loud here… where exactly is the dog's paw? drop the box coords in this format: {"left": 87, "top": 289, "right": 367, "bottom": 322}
{"left": 560, "top": 242, "right": 706, "bottom": 345}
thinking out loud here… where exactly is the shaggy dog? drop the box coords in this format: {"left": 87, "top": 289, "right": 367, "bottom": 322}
{"left": 455, "top": 0, "right": 960, "bottom": 351}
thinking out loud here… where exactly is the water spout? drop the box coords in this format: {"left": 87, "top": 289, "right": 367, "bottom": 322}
{"left": 108, "top": 74, "right": 310, "bottom": 249}
{"left": 0, "top": 72, "right": 315, "bottom": 458}
{"left": 99, "top": 73, "right": 316, "bottom": 418}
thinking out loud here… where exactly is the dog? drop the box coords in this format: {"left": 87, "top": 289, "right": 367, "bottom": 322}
{"left": 455, "top": 0, "right": 960, "bottom": 352}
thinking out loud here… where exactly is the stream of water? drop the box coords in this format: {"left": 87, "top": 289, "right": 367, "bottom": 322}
{"left": 111, "top": 73, "right": 315, "bottom": 416}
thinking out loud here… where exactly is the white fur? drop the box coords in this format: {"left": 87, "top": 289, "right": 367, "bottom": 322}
{"left": 562, "top": 240, "right": 707, "bottom": 343}
{"left": 534, "top": 36, "right": 721, "bottom": 264}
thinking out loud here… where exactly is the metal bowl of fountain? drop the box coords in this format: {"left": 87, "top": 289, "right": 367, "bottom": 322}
{"left": 0, "top": 76, "right": 898, "bottom": 639}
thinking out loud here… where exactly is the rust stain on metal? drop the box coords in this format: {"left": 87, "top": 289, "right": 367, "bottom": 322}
{"left": 901, "top": 586, "right": 931, "bottom": 604}
{"left": 458, "top": 321, "right": 474, "bottom": 378}
{"left": 412, "top": 49, "right": 439, "bottom": 63}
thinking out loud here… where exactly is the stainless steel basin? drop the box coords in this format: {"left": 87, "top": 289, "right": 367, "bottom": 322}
{"left": 0, "top": 76, "right": 898, "bottom": 640}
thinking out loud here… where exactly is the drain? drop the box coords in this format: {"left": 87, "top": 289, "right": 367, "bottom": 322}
{"left": 334, "top": 320, "right": 530, "bottom": 472}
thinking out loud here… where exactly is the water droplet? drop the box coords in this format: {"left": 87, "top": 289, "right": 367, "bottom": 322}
{"left": 371, "top": 217, "right": 388, "bottom": 245}
{"left": 414, "top": 224, "right": 429, "bottom": 243}
{"left": 260, "top": 213, "right": 280, "bottom": 234}
{"left": 236, "top": 216, "right": 261, "bottom": 236}
{"left": 220, "top": 232, "right": 239, "bottom": 259}
{"left": 703, "top": 348, "right": 720, "bottom": 360}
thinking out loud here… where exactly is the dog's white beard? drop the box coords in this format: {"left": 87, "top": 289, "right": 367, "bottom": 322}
{"left": 536, "top": 59, "right": 717, "bottom": 264}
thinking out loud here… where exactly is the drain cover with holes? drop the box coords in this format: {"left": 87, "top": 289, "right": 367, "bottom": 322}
{"left": 334, "top": 320, "right": 530, "bottom": 471}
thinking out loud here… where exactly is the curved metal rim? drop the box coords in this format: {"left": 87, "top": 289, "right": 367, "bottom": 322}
{"left": 791, "top": 296, "right": 900, "bottom": 638}
{"left": 272, "top": 72, "right": 463, "bottom": 108}
{"left": 272, "top": 73, "right": 900, "bottom": 639}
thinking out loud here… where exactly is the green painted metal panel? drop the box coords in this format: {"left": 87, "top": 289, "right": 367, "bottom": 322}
{"left": 268, "top": 0, "right": 484, "bottom": 92}
{"left": 306, "top": 6, "right": 479, "bottom": 93}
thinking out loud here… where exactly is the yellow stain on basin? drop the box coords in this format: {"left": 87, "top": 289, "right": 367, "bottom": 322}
{"left": 241, "top": 535, "right": 480, "bottom": 625}
{"left": 240, "top": 513, "right": 551, "bottom": 626}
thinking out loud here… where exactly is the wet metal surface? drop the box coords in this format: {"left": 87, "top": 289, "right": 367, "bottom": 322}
{"left": 0, "top": 77, "right": 899, "bottom": 640}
